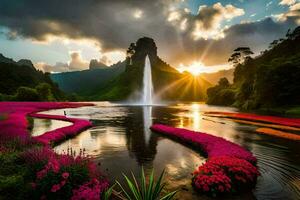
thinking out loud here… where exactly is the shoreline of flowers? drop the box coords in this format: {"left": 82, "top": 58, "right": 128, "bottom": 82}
{"left": 150, "top": 124, "right": 259, "bottom": 196}
{"left": 31, "top": 113, "right": 92, "bottom": 145}
{"left": 0, "top": 102, "right": 110, "bottom": 199}
{"left": 204, "top": 111, "right": 300, "bottom": 128}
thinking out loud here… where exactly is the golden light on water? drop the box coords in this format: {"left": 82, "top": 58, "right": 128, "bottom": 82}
{"left": 191, "top": 103, "right": 201, "bottom": 130}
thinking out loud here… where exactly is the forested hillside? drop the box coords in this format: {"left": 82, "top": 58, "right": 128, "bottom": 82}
{"left": 207, "top": 26, "right": 300, "bottom": 114}
{"left": 51, "top": 61, "right": 126, "bottom": 96}
{"left": 0, "top": 54, "right": 65, "bottom": 101}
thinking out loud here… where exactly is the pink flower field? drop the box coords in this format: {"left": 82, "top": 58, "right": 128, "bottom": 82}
{"left": 0, "top": 102, "right": 109, "bottom": 199}
{"left": 0, "top": 102, "right": 93, "bottom": 143}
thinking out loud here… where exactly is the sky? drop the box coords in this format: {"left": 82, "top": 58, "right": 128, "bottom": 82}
{"left": 0, "top": 0, "right": 299, "bottom": 73}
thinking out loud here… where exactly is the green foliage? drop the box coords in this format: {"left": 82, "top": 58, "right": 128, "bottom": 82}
{"left": 102, "top": 183, "right": 116, "bottom": 200}
{"left": 207, "top": 78, "right": 235, "bottom": 106}
{"left": 35, "top": 83, "right": 55, "bottom": 101}
{"left": 116, "top": 168, "right": 177, "bottom": 200}
{"left": 285, "top": 107, "right": 300, "bottom": 116}
{"left": 228, "top": 47, "right": 253, "bottom": 66}
{"left": 15, "top": 87, "right": 40, "bottom": 101}
{"left": 207, "top": 26, "right": 300, "bottom": 111}
{"left": 50, "top": 61, "right": 126, "bottom": 96}
{"left": 0, "top": 59, "right": 66, "bottom": 101}
{"left": 0, "top": 152, "right": 28, "bottom": 200}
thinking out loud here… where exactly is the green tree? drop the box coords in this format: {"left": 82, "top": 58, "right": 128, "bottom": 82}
{"left": 35, "top": 83, "right": 55, "bottom": 101}
{"left": 228, "top": 47, "right": 254, "bottom": 66}
{"left": 15, "top": 87, "right": 39, "bottom": 101}
{"left": 126, "top": 43, "right": 136, "bottom": 65}
{"left": 218, "top": 77, "right": 230, "bottom": 88}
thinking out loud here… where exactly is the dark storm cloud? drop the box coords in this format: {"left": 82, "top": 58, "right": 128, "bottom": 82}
{"left": 0, "top": 0, "right": 298, "bottom": 66}
{"left": 0, "top": 0, "right": 176, "bottom": 50}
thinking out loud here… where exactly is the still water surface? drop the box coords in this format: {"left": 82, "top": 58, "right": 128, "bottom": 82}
{"left": 33, "top": 102, "right": 300, "bottom": 200}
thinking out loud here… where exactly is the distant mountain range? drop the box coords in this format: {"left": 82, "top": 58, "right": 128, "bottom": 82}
{"left": 51, "top": 61, "right": 126, "bottom": 96}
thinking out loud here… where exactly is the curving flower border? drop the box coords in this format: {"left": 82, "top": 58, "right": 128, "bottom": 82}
{"left": 31, "top": 113, "right": 93, "bottom": 145}
{"left": 0, "top": 102, "right": 110, "bottom": 199}
{"left": 150, "top": 124, "right": 259, "bottom": 196}
{"left": 0, "top": 102, "right": 93, "bottom": 144}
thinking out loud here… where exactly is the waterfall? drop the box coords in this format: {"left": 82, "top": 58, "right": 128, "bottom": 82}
{"left": 142, "top": 55, "right": 153, "bottom": 105}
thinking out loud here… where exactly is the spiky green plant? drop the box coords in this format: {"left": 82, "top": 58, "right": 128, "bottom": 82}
{"left": 116, "top": 168, "right": 177, "bottom": 200}
{"left": 102, "top": 183, "right": 116, "bottom": 200}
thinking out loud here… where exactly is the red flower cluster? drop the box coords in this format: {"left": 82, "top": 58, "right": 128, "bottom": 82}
{"left": 151, "top": 124, "right": 260, "bottom": 196}
{"left": 71, "top": 178, "right": 109, "bottom": 200}
{"left": 193, "top": 156, "right": 259, "bottom": 195}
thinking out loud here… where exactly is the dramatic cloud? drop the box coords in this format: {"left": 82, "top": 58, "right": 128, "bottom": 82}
{"left": 192, "top": 3, "right": 244, "bottom": 40}
{"left": 35, "top": 62, "right": 69, "bottom": 73}
{"left": 276, "top": 2, "right": 300, "bottom": 25}
{"left": 167, "top": 3, "right": 245, "bottom": 40}
{"left": 168, "top": 17, "right": 297, "bottom": 66}
{"left": 279, "top": 0, "right": 296, "bottom": 5}
{"left": 0, "top": 0, "right": 298, "bottom": 69}
{"left": 68, "top": 51, "right": 89, "bottom": 71}
{"left": 35, "top": 51, "right": 88, "bottom": 72}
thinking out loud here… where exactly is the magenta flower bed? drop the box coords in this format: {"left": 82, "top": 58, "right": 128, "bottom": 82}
{"left": 150, "top": 124, "right": 259, "bottom": 196}
{"left": 150, "top": 124, "right": 256, "bottom": 164}
{"left": 22, "top": 147, "right": 109, "bottom": 199}
{"left": 31, "top": 113, "right": 92, "bottom": 145}
{"left": 0, "top": 102, "right": 93, "bottom": 144}
{"left": 0, "top": 102, "right": 110, "bottom": 199}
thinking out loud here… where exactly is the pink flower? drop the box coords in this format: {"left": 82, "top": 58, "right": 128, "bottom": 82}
{"left": 62, "top": 172, "right": 69, "bottom": 179}
{"left": 51, "top": 184, "right": 61, "bottom": 193}
{"left": 60, "top": 180, "right": 66, "bottom": 187}
{"left": 71, "top": 178, "right": 109, "bottom": 200}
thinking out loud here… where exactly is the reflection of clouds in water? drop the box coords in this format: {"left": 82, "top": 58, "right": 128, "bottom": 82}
{"left": 143, "top": 106, "right": 152, "bottom": 145}
{"left": 54, "top": 127, "right": 127, "bottom": 156}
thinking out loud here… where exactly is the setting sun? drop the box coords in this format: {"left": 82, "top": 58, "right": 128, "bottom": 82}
{"left": 177, "top": 61, "right": 232, "bottom": 76}
{"left": 178, "top": 61, "right": 208, "bottom": 76}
